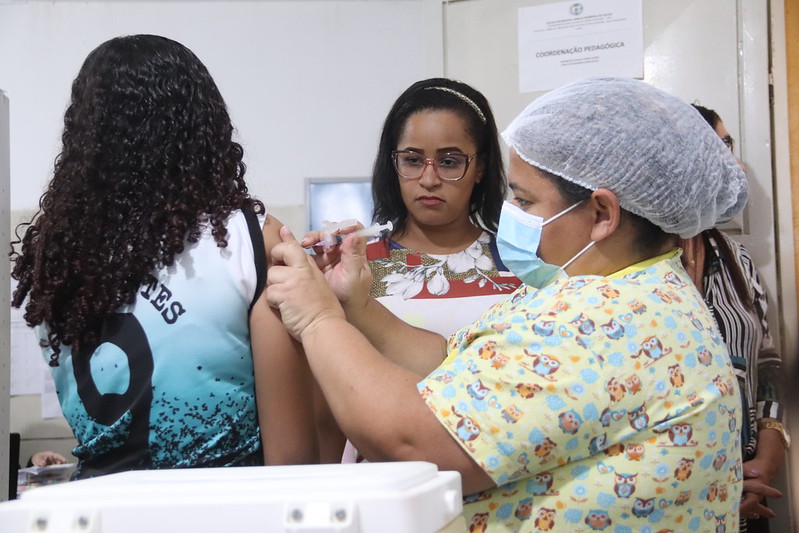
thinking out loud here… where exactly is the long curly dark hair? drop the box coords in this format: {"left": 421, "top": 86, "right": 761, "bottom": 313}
{"left": 10, "top": 34, "right": 261, "bottom": 365}
{"left": 371, "top": 78, "right": 506, "bottom": 235}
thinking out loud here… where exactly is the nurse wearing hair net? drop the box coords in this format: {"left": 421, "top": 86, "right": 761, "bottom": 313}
{"left": 267, "top": 77, "right": 747, "bottom": 532}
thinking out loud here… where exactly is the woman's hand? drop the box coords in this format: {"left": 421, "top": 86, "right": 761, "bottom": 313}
{"left": 301, "top": 226, "right": 353, "bottom": 271}
{"left": 738, "top": 424, "right": 788, "bottom": 520}
{"left": 739, "top": 477, "right": 782, "bottom": 520}
{"left": 301, "top": 220, "right": 360, "bottom": 252}
{"left": 739, "top": 454, "right": 784, "bottom": 520}
{"left": 300, "top": 226, "right": 374, "bottom": 310}
{"left": 266, "top": 227, "right": 346, "bottom": 341}
{"left": 30, "top": 451, "right": 66, "bottom": 467}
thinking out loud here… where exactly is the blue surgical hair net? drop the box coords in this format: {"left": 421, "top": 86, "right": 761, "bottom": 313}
{"left": 501, "top": 77, "right": 748, "bottom": 238}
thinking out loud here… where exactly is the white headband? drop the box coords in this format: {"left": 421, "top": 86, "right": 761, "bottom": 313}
{"left": 424, "top": 86, "right": 487, "bottom": 124}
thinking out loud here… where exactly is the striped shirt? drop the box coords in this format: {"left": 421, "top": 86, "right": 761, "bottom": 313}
{"left": 702, "top": 230, "right": 783, "bottom": 461}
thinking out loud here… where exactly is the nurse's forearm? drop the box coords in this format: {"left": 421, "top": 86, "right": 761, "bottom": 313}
{"left": 299, "top": 315, "right": 495, "bottom": 495}
{"left": 342, "top": 296, "right": 447, "bottom": 376}
{"left": 300, "top": 315, "right": 431, "bottom": 455}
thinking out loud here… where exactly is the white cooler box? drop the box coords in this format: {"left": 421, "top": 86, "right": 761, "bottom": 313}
{"left": 0, "top": 461, "right": 465, "bottom": 533}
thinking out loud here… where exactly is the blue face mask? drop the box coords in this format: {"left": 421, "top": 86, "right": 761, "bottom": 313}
{"left": 497, "top": 201, "right": 595, "bottom": 288}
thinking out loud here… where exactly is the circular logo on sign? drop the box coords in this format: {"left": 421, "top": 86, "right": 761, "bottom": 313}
{"left": 570, "top": 3, "right": 584, "bottom": 16}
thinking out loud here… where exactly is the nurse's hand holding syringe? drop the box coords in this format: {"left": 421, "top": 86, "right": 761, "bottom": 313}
{"left": 301, "top": 219, "right": 393, "bottom": 252}
{"left": 299, "top": 220, "right": 393, "bottom": 303}
{"left": 316, "top": 221, "right": 394, "bottom": 249}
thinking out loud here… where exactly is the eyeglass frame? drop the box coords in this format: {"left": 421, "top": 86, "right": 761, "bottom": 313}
{"left": 720, "top": 135, "right": 734, "bottom": 152}
{"left": 391, "top": 149, "right": 476, "bottom": 182}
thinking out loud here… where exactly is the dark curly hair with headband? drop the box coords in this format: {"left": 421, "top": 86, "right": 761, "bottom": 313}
{"left": 10, "top": 34, "right": 262, "bottom": 365}
{"left": 371, "top": 77, "right": 506, "bottom": 235}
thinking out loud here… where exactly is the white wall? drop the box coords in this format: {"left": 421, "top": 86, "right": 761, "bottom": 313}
{"left": 0, "top": 0, "right": 435, "bottom": 232}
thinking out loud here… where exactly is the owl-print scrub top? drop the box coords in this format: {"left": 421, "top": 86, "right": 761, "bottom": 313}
{"left": 419, "top": 251, "right": 742, "bottom": 532}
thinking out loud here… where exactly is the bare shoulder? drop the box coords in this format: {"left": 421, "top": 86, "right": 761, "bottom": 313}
{"left": 260, "top": 213, "right": 290, "bottom": 257}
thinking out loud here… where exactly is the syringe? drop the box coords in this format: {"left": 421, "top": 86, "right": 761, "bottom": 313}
{"left": 316, "top": 221, "right": 394, "bottom": 248}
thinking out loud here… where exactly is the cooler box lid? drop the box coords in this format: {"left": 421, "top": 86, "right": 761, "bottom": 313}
{"left": 0, "top": 461, "right": 463, "bottom": 533}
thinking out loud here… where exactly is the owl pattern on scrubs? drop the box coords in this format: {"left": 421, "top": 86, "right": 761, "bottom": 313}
{"left": 420, "top": 251, "right": 742, "bottom": 532}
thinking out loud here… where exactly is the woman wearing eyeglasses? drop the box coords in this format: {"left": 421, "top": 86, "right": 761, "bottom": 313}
{"left": 366, "top": 78, "right": 520, "bottom": 343}
{"left": 318, "top": 79, "right": 521, "bottom": 463}
{"left": 683, "top": 104, "right": 787, "bottom": 533}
